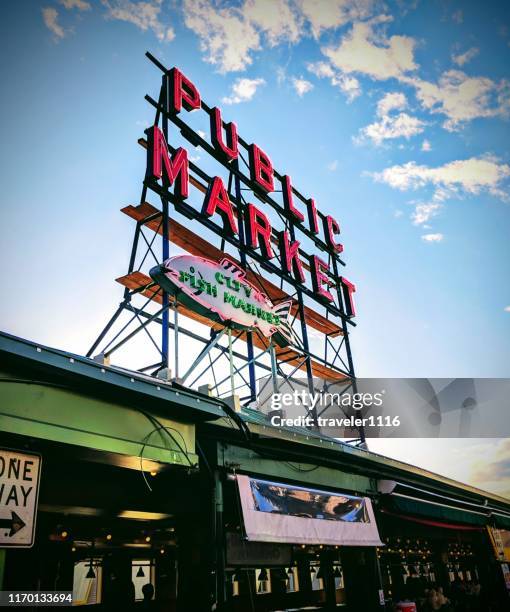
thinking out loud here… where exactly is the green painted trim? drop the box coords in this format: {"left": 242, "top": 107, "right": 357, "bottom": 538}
{"left": 0, "top": 377, "right": 197, "bottom": 467}
{"left": 389, "top": 495, "right": 488, "bottom": 526}
{"left": 218, "top": 443, "right": 373, "bottom": 495}
{"left": 0, "top": 331, "right": 224, "bottom": 421}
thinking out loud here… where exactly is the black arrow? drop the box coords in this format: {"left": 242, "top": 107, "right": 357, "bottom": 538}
{"left": 0, "top": 511, "right": 26, "bottom": 536}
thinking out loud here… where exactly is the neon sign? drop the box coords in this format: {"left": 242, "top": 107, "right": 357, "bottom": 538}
{"left": 145, "top": 66, "right": 356, "bottom": 320}
{"left": 150, "top": 256, "right": 297, "bottom": 347}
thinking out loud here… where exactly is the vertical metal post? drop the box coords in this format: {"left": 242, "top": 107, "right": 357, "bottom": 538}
{"left": 174, "top": 304, "right": 179, "bottom": 378}
{"left": 228, "top": 327, "right": 235, "bottom": 397}
{"left": 234, "top": 168, "right": 257, "bottom": 402}
{"left": 288, "top": 222, "right": 317, "bottom": 425}
{"left": 269, "top": 340, "right": 278, "bottom": 394}
{"left": 161, "top": 76, "right": 170, "bottom": 370}
{"left": 331, "top": 255, "right": 365, "bottom": 445}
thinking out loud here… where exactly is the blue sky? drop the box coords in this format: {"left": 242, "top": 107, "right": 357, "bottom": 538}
{"left": 1, "top": 1, "right": 510, "bottom": 495}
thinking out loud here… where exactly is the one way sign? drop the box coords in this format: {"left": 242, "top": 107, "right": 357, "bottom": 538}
{"left": 0, "top": 448, "right": 41, "bottom": 547}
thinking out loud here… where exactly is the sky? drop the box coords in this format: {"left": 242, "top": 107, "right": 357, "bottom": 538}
{"left": 0, "top": 0, "right": 509, "bottom": 498}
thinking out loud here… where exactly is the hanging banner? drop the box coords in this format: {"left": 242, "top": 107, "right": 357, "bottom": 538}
{"left": 237, "top": 475, "right": 383, "bottom": 546}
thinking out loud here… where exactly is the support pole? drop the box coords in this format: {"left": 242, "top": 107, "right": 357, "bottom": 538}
{"left": 288, "top": 222, "right": 317, "bottom": 426}
{"left": 332, "top": 256, "right": 365, "bottom": 446}
{"left": 228, "top": 327, "right": 235, "bottom": 397}
{"left": 174, "top": 304, "right": 179, "bottom": 378}
{"left": 269, "top": 340, "right": 279, "bottom": 395}
{"left": 86, "top": 302, "right": 125, "bottom": 357}
{"left": 234, "top": 168, "right": 257, "bottom": 402}
{"left": 180, "top": 328, "right": 227, "bottom": 383}
{"left": 161, "top": 76, "right": 170, "bottom": 371}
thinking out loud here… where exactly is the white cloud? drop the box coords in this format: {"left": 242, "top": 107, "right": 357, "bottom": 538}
{"left": 376, "top": 91, "right": 406, "bottom": 115}
{"left": 334, "top": 73, "right": 362, "bottom": 101}
{"left": 307, "top": 61, "right": 335, "bottom": 79}
{"left": 60, "top": 0, "right": 91, "bottom": 9}
{"left": 411, "top": 202, "right": 442, "bottom": 225}
{"left": 42, "top": 7, "right": 66, "bottom": 39}
{"left": 327, "top": 160, "right": 339, "bottom": 171}
{"left": 421, "top": 139, "right": 432, "bottom": 152}
{"left": 292, "top": 77, "right": 314, "bottom": 96}
{"left": 371, "top": 156, "right": 510, "bottom": 201}
{"left": 402, "top": 70, "right": 510, "bottom": 131}
{"left": 357, "top": 112, "right": 425, "bottom": 145}
{"left": 393, "top": 209, "right": 403, "bottom": 218}
{"left": 222, "top": 77, "right": 265, "bottom": 104}
{"left": 452, "top": 46, "right": 479, "bottom": 67}
{"left": 182, "top": 0, "right": 301, "bottom": 73}
{"left": 244, "top": 0, "right": 302, "bottom": 46}
{"left": 421, "top": 233, "right": 444, "bottom": 242}
{"left": 322, "top": 17, "right": 418, "bottom": 81}
{"left": 356, "top": 91, "right": 425, "bottom": 146}
{"left": 504, "top": 306, "right": 510, "bottom": 313}
{"left": 102, "top": 0, "right": 175, "bottom": 42}
{"left": 307, "top": 61, "right": 361, "bottom": 101}
{"left": 297, "top": 0, "right": 377, "bottom": 38}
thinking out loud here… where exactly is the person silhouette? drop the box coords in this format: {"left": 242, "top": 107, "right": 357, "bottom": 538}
{"left": 141, "top": 583, "right": 155, "bottom": 609}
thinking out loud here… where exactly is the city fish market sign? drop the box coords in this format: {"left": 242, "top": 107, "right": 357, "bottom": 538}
{"left": 151, "top": 256, "right": 297, "bottom": 347}
{"left": 146, "top": 64, "right": 357, "bottom": 341}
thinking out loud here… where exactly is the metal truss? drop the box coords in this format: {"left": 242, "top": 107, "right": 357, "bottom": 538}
{"left": 88, "top": 52, "right": 363, "bottom": 443}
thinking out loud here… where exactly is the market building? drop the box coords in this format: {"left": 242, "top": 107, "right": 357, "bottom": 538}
{"left": 1, "top": 331, "right": 509, "bottom": 611}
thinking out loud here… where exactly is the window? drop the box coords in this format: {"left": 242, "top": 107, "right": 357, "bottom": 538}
{"left": 72, "top": 559, "right": 102, "bottom": 606}
{"left": 231, "top": 573, "right": 240, "bottom": 597}
{"left": 131, "top": 560, "right": 155, "bottom": 601}
{"left": 310, "top": 563, "right": 324, "bottom": 591}
{"left": 286, "top": 567, "right": 299, "bottom": 593}
{"left": 255, "top": 568, "right": 271, "bottom": 594}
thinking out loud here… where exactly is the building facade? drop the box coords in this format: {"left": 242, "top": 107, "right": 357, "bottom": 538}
{"left": 1, "top": 331, "right": 509, "bottom": 611}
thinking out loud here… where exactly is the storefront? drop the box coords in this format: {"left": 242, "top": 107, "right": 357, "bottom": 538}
{"left": 2, "top": 331, "right": 510, "bottom": 611}
{"left": 0, "top": 331, "right": 224, "bottom": 610}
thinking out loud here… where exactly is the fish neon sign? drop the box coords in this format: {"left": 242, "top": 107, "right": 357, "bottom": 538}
{"left": 150, "top": 255, "right": 297, "bottom": 347}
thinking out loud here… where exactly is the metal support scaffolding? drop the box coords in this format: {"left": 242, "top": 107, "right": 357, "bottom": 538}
{"left": 88, "top": 52, "right": 363, "bottom": 443}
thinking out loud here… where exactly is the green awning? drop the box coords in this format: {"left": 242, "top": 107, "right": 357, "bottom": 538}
{"left": 493, "top": 514, "right": 510, "bottom": 530}
{"left": 0, "top": 373, "right": 198, "bottom": 468}
{"left": 388, "top": 495, "right": 488, "bottom": 527}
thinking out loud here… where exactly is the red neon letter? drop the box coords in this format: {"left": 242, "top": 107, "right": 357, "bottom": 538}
{"left": 246, "top": 203, "right": 274, "bottom": 258}
{"left": 282, "top": 175, "right": 304, "bottom": 223}
{"left": 249, "top": 144, "right": 274, "bottom": 193}
{"left": 311, "top": 255, "right": 333, "bottom": 302}
{"left": 341, "top": 277, "right": 356, "bottom": 317}
{"left": 169, "top": 67, "right": 201, "bottom": 113}
{"left": 280, "top": 231, "right": 305, "bottom": 283}
{"left": 147, "top": 125, "right": 189, "bottom": 199}
{"left": 324, "top": 215, "right": 343, "bottom": 253}
{"left": 210, "top": 107, "right": 238, "bottom": 162}
{"left": 306, "top": 198, "right": 319, "bottom": 234}
{"left": 202, "top": 176, "right": 238, "bottom": 236}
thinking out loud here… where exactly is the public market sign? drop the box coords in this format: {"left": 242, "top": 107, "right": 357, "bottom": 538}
{"left": 150, "top": 255, "right": 297, "bottom": 347}
{"left": 145, "top": 65, "right": 357, "bottom": 328}
{"left": 0, "top": 448, "right": 41, "bottom": 548}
